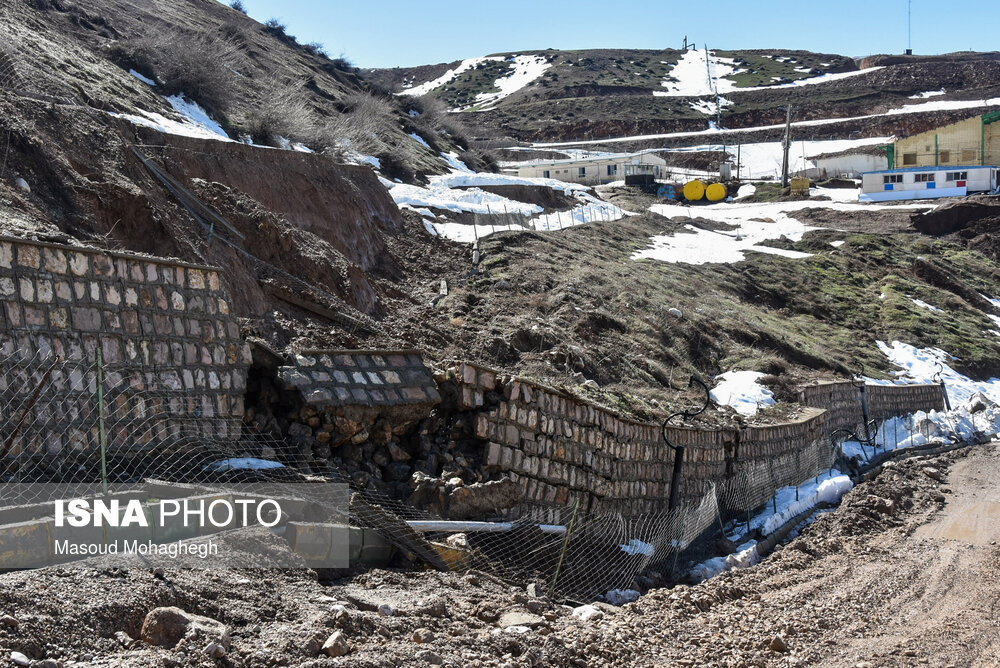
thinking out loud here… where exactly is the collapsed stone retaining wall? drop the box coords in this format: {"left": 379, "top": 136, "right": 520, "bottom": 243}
{"left": 454, "top": 362, "right": 940, "bottom": 517}
{"left": 273, "top": 350, "right": 441, "bottom": 476}
{"left": 0, "top": 237, "right": 250, "bottom": 455}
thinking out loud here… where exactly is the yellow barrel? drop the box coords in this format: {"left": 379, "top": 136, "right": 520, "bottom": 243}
{"left": 683, "top": 179, "right": 705, "bottom": 201}
{"left": 705, "top": 182, "right": 727, "bottom": 202}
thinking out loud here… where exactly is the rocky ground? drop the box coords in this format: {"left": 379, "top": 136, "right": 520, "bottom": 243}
{"left": 0, "top": 442, "right": 994, "bottom": 667}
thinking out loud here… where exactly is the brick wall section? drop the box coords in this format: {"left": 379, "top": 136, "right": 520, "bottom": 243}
{"left": 275, "top": 351, "right": 441, "bottom": 471}
{"left": 0, "top": 237, "right": 251, "bottom": 454}
{"left": 798, "top": 380, "right": 946, "bottom": 434}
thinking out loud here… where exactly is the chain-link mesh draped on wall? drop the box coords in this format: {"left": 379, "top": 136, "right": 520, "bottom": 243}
{"left": 0, "top": 348, "right": 954, "bottom": 601}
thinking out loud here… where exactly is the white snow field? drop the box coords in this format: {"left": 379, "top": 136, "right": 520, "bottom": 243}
{"left": 633, "top": 199, "right": 934, "bottom": 266}
{"left": 654, "top": 49, "right": 882, "bottom": 98}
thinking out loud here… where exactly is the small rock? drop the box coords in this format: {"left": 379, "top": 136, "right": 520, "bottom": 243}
{"left": 869, "top": 495, "right": 896, "bottom": 515}
{"left": 667, "top": 307, "right": 683, "bottom": 318}
{"left": 412, "top": 628, "right": 435, "bottom": 644}
{"left": 445, "top": 533, "right": 469, "bottom": 549}
{"left": 204, "top": 641, "right": 227, "bottom": 659}
{"left": 416, "top": 649, "right": 444, "bottom": 665}
{"left": 769, "top": 635, "right": 788, "bottom": 653}
{"left": 922, "top": 466, "right": 943, "bottom": 481}
{"left": 9, "top": 652, "right": 29, "bottom": 667}
{"left": 387, "top": 443, "right": 411, "bottom": 462}
{"left": 114, "top": 631, "right": 135, "bottom": 647}
{"left": 525, "top": 583, "right": 539, "bottom": 598}
{"left": 499, "top": 611, "right": 545, "bottom": 628}
{"left": 0, "top": 615, "right": 18, "bottom": 628}
{"left": 39, "top": 661, "right": 61, "bottom": 668}
{"left": 526, "top": 599, "right": 547, "bottom": 614}
{"left": 14, "top": 178, "right": 29, "bottom": 193}
{"left": 571, "top": 605, "right": 604, "bottom": 622}
{"left": 321, "top": 631, "right": 349, "bottom": 657}
{"left": 377, "top": 603, "right": 396, "bottom": 617}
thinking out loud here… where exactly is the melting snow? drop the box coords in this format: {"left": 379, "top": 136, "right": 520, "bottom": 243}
{"left": 400, "top": 56, "right": 501, "bottom": 96}
{"left": 910, "top": 297, "right": 943, "bottom": 313}
{"left": 129, "top": 69, "right": 156, "bottom": 86}
{"left": 655, "top": 49, "right": 881, "bottom": 98}
{"left": 635, "top": 199, "right": 932, "bottom": 265}
{"left": 408, "top": 132, "right": 431, "bottom": 149}
{"left": 471, "top": 55, "right": 551, "bottom": 110}
{"left": 710, "top": 371, "right": 775, "bottom": 416}
{"left": 111, "top": 94, "right": 231, "bottom": 142}
{"left": 875, "top": 341, "right": 1000, "bottom": 406}
{"left": 440, "top": 151, "right": 473, "bottom": 173}
{"left": 830, "top": 240, "right": 845, "bottom": 247}
{"left": 690, "top": 469, "right": 853, "bottom": 580}
{"left": 909, "top": 89, "right": 946, "bottom": 99}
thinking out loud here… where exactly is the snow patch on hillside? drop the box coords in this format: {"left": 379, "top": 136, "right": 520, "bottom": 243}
{"left": 400, "top": 56, "right": 502, "bottom": 96}
{"left": 875, "top": 341, "right": 1000, "bottom": 406}
{"left": 656, "top": 49, "right": 881, "bottom": 98}
{"left": 634, "top": 199, "right": 933, "bottom": 265}
{"left": 472, "top": 55, "right": 551, "bottom": 110}
{"left": 111, "top": 94, "right": 231, "bottom": 142}
{"left": 711, "top": 371, "right": 775, "bottom": 416}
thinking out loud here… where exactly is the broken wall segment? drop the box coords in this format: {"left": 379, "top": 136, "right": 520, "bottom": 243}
{"left": 275, "top": 350, "right": 441, "bottom": 476}
{"left": 453, "top": 362, "right": 944, "bottom": 521}
{"left": 0, "top": 237, "right": 251, "bottom": 457}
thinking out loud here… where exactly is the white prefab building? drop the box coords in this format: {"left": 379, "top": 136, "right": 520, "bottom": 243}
{"left": 502, "top": 150, "right": 670, "bottom": 186}
{"left": 859, "top": 165, "right": 998, "bottom": 202}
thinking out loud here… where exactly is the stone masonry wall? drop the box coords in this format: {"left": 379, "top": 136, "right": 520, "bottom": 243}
{"left": 799, "top": 380, "right": 946, "bottom": 435}
{"left": 0, "top": 237, "right": 250, "bottom": 456}
{"left": 455, "top": 363, "right": 944, "bottom": 517}
{"left": 274, "top": 350, "right": 441, "bottom": 478}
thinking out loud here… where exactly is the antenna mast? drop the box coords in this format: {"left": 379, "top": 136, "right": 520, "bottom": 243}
{"left": 907, "top": 0, "right": 912, "bottom": 55}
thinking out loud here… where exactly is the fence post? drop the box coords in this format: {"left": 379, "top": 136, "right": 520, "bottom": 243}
{"left": 96, "top": 347, "right": 109, "bottom": 495}
{"left": 668, "top": 444, "right": 685, "bottom": 511}
{"left": 548, "top": 498, "right": 580, "bottom": 599}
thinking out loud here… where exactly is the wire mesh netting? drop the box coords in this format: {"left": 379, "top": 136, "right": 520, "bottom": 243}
{"left": 0, "top": 350, "right": 963, "bottom": 600}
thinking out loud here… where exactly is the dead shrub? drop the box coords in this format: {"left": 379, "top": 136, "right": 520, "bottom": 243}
{"left": 109, "top": 29, "right": 242, "bottom": 117}
{"left": 318, "top": 90, "right": 398, "bottom": 157}
{"left": 242, "top": 79, "right": 318, "bottom": 146}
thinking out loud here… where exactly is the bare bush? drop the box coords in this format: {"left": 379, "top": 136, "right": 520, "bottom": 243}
{"left": 242, "top": 80, "right": 318, "bottom": 146}
{"left": 109, "top": 29, "right": 242, "bottom": 116}
{"left": 318, "top": 90, "right": 399, "bottom": 157}
{"left": 229, "top": 0, "right": 247, "bottom": 14}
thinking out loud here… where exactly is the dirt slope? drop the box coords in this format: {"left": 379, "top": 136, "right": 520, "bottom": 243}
{"left": 0, "top": 444, "right": 994, "bottom": 667}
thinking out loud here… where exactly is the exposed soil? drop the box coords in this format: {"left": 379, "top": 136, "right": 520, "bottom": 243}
{"left": 0, "top": 443, "right": 993, "bottom": 667}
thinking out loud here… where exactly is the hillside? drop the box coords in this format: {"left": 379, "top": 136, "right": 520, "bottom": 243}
{"left": 368, "top": 48, "right": 1000, "bottom": 142}
{"left": 0, "top": 0, "right": 999, "bottom": 417}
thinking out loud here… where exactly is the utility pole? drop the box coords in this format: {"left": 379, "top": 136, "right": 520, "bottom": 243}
{"left": 780, "top": 105, "right": 793, "bottom": 188}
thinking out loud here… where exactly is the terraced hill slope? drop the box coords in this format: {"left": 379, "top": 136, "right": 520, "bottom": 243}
{"left": 368, "top": 49, "right": 1000, "bottom": 142}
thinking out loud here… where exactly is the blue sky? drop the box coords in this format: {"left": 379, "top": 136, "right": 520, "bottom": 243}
{"left": 230, "top": 1, "right": 1000, "bottom": 69}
